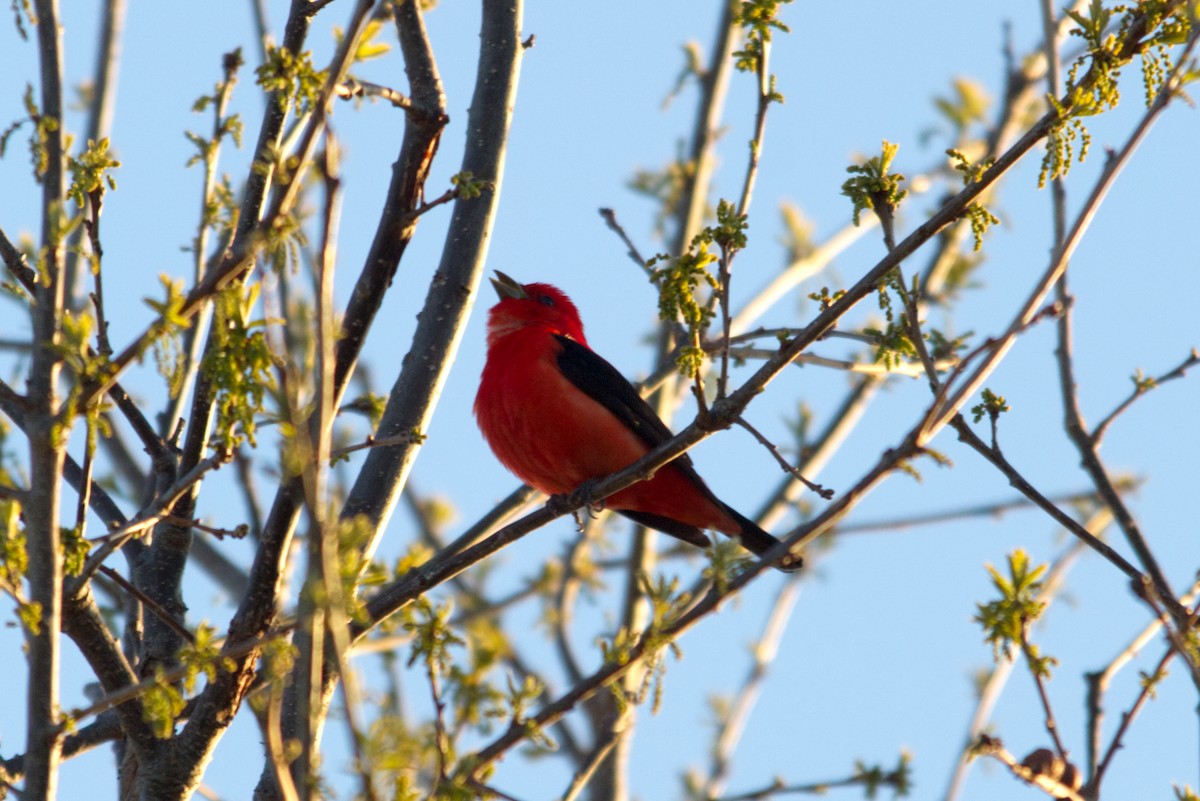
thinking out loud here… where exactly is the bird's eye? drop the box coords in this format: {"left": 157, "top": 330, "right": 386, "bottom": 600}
{"left": 537, "top": 295, "right": 556, "bottom": 308}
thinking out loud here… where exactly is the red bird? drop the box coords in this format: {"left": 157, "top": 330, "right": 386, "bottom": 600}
{"left": 474, "top": 271, "right": 801, "bottom": 572}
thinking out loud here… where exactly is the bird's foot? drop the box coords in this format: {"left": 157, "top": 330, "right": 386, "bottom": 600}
{"left": 551, "top": 479, "right": 607, "bottom": 533}
{"left": 575, "top": 479, "right": 608, "bottom": 526}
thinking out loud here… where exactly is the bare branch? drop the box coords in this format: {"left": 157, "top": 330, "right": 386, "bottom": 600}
{"left": 24, "top": 0, "right": 69, "bottom": 792}
{"left": 1, "top": 710, "right": 125, "bottom": 784}
{"left": 69, "top": 450, "right": 232, "bottom": 592}
{"left": 971, "top": 735, "right": 1085, "bottom": 801}
{"left": 1085, "top": 578, "right": 1200, "bottom": 779}
{"left": 735, "top": 415, "right": 831, "bottom": 498}
{"left": 950, "top": 417, "right": 1142, "bottom": 582}
{"left": 598, "top": 207, "right": 651, "bottom": 274}
{"left": 1091, "top": 349, "right": 1199, "bottom": 444}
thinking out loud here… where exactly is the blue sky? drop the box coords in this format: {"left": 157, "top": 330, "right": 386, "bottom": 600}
{"left": 1, "top": 2, "right": 1197, "bottom": 799}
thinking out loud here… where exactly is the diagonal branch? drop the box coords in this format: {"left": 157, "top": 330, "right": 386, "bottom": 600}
{"left": 1048, "top": 26, "right": 1200, "bottom": 673}
{"left": 1091, "top": 348, "right": 1199, "bottom": 445}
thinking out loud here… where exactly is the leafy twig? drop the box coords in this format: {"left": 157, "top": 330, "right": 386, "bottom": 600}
{"left": 944, "top": 535, "right": 1089, "bottom": 801}
{"left": 1048, "top": 24, "right": 1200, "bottom": 670}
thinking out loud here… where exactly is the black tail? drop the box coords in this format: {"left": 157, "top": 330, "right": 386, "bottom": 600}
{"left": 617, "top": 510, "right": 711, "bottom": 549}
{"left": 618, "top": 508, "right": 803, "bottom": 573}
{"left": 720, "top": 504, "right": 803, "bottom": 572}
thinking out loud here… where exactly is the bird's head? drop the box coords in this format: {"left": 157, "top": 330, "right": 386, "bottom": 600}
{"left": 485, "top": 271, "right": 588, "bottom": 347}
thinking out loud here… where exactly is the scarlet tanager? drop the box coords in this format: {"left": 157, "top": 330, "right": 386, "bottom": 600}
{"left": 474, "top": 271, "right": 801, "bottom": 572}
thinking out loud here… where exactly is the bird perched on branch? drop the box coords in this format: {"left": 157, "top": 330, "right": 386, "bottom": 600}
{"left": 474, "top": 271, "right": 801, "bottom": 572}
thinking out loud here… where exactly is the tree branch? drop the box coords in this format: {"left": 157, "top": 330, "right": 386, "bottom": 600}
{"left": 24, "top": 0, "right": 69, "bottom": 794}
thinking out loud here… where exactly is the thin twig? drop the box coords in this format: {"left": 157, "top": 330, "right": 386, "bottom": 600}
{"left": 427, "top": 655, "right": 453, "bottom": 796}
{"left": 402, "top": 479, "right": 585, "bottom": 761}
{"left": 4, "top": 189, "right": 178, "bottom": 472}
{"left": 329, "top": 430, "right": 422, "bottom": 462}
{"left": 1020, "top": 625, "right": 1069, "bottom": 759}
{"left": 403, "top": 183, "right": 467, "bottom": 224}
{"left": 0, "top": 383, "right": 134, "bottom": 532}
{"left": 1089, "top": 644, "right": 1178, "bottom": 794}
{"left": 715, "top": 26, "right": 777, "bottom": 401}
{"left": 69, "top": 450, "right": 232, "bottom": 592}
{"left": 895, "top": 267, "right": 943, "bottom": 395}
{"left": 726, "top": 346, "right": 954, "bottom": 378}
{"left": 1091, "top": 348, "right": 1199, "bottom": 444}
{"left": 74, "top": 415, "right": 97, "bottom": 538}
{"left": 552, "top": 536, "right": 590, "bottom": 687}
{"left": 840, "top": 486, "right": 1119, "bottom": 535}
{"left": 85, "top": 189, "right": 113, "bottom": 356}
{"left": 0, "top": 710, "right": 125, "bottom": 784}
{"left": 734, "top": 25, "right": 772, "bottom": 220}
{"left": 950, "top": 417, "right": 1142, "bottom": 582}
{"left": 97, "top": 565, "right": 197, "bottom": 646}
{"left": 232, "top": 446, "right": 264, "bottom": 539}
{"left": 735, "top": 415, "right": 831, "bottom": 498}
{"left": 598, "top": 208, "right": 651, "bottom": 274}
{"left": 156, "top": 514, "right": 248, "bottom": 540}
{"left": 715, "top": 766, "right": 909, "bottom": 801}
{"left": 560, "top": 734, "right": 620, "bottom": 801}
{"left": 1084, "top": 578, "right": 1200, "bottom": 780}
{"left": 264, "top": 680, "right": 302, "bottom": 801}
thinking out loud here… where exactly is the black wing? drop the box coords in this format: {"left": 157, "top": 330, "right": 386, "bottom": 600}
{"left": 553, "top": 335, "right": 675, "bottom": 448}
{"left": 553, "top": 334, "right": 721, "bottom": 503}
{"left": 553, "top": 335, "right": 801, "bottom": 571}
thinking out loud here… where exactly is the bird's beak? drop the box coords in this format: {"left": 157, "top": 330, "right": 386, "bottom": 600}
{"left": 490, "top": 270, "right": 527, "bottom": 301}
